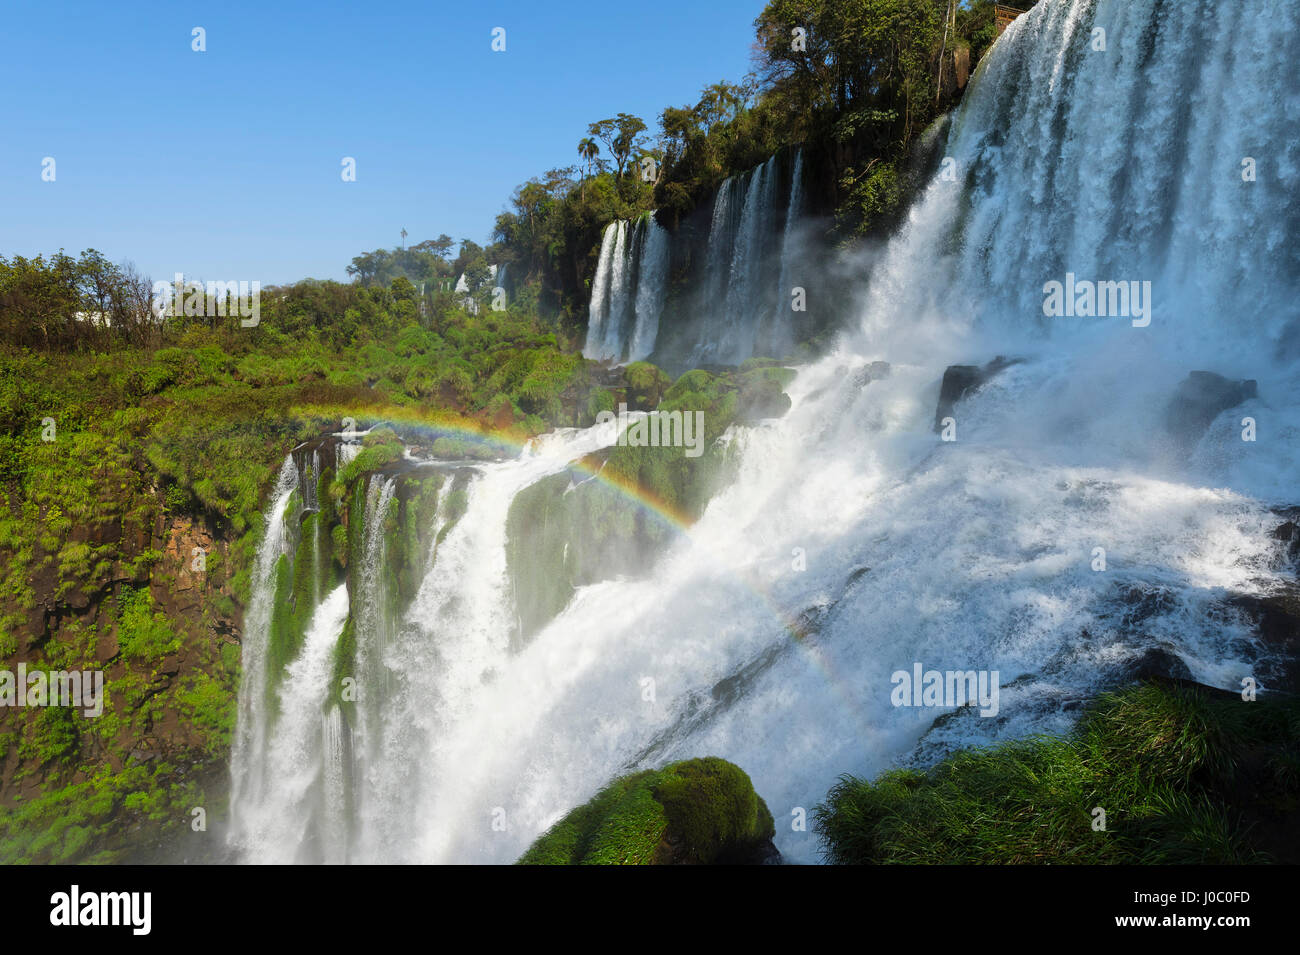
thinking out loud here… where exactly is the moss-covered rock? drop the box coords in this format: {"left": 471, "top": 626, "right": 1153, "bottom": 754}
{"left": 623, "top": 361, "right": 672, "bottom": 410}
{"left": 505, "top": 472, "right": 580, "bottom": 646}
{"left": 517, "top": 756, "right": 778, "bottom": 865}
{"left": 333, "top": 426, "right": 404, "bottom": 489}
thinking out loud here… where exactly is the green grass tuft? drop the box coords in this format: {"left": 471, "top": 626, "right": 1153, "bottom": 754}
{"left": 814, "top": 681, "right": 1300, "bottom": 864}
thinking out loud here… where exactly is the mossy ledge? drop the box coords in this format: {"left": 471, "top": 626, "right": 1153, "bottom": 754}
{"left": 814, "top": 679, "right": 1300, "bottom": 865}
{"left": 517, "top": 756, "right": 778, "bottom": 865}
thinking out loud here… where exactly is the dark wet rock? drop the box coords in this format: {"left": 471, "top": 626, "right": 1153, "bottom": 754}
{"left": 1127, "top": 646, "right": 1194, "bottom": 683}
{"left": 736, "top": 386, "right": 792, "bottom": 424}
{"left": 64, "top": 589, "right": 93, "bottom": 612}
{"left": 1225, "top": 585, "right": 1300, "bottom": 693}
{"left": 791, "top": 601, "right": 831, "bottom": 640}
{"left": 1270, "top": 509, "right": 1300, "bottom": 570}
{"left": 710, "top": 643, "right": 784, "bottom": 708}
{"left": 844, "top": 565, "right": 871, "bottom": 588}
{"left": 1141, "top": 674, "right": 1244, "bottom": 702}
{"left": 736, "top": 370, "right": 794, "bottom": 424}
{"left": 933, "top": 356, "right": 1020, "bottom": 431}
{"left": 1165, "top": 370, "right": 1257, "bottom": 448}
{"left": 853, "top": 361, "right": 892, "bottom": 388}
{"left": 590, "top": 363, "right": 627, "bottom": 388}
{"left": 1115, "top": 584, "right": 1177, "bottom": 629}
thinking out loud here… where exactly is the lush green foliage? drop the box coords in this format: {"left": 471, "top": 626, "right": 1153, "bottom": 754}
{"left": 115, "top": 588, "right": 181, "bottom": 663}
{"left": 0, "top": 249, "right": 155, "bottom": 350}
{"left": 0, "top": 762, "right": 206, "bottom": 864}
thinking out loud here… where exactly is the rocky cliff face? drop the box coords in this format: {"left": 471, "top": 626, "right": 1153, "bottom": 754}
{"left": 0, "top": 483, "right": 247, "bottom": 863}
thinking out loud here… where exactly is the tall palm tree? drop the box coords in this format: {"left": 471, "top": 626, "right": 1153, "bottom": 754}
{"left": 577, "top": 137, "right": 599, "bottom": 197}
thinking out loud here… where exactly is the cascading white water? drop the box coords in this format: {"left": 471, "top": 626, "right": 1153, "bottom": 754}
{"left": 348, "top": 421, "right": 644, "bottom": 863}
{"left": 582, "top": 221, "right": 622, "bottom": 358}
{"left": 702, "top": 175, "right": 736, "bottom": 303}
{"left": 227, "top": 457, "right": 299, "bottom": 838}
{"left": 348, "top": 474, "right": 410, "bottom": 858}
{"left": 233, "top": 583, "right": 349, "bottom": 863}
{"left": 321, "top": 704, "right": 348, "bottom": 860}
{"left": 685, "top": 156, "right": 788, "bottom": 365}
{"left": 599, "top": 222, "right": 633, "bottom": 360}
{"left": 769, "top": 148, "right": 805, "bottom": 356}
{"left": 629, "top": 217, "right": 671, "bottom": 361}
{"left": 691, "top": 157, "right": 769, "bottom": 366}
{"left": 233, "top": 0, "right": 1300, "bottom": 865}
{"left": 715, "top": 157, "right": 776, "bottom": 363}
{"left": 232, "top": 419, "right": 647, "bottom": 863}
{"left": 585, "top": 216, "right": 672, "bottom": 363}
{"left": 586, "top": 156, "right": 794, "bottom": 367}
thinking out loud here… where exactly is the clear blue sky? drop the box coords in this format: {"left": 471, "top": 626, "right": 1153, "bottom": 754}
{"left": 0, "top": 0, "right": 764, "bottom": 285}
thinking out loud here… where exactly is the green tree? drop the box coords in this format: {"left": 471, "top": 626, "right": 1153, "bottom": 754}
{"left": 577, "top": 137, "right": 600, "bottom": 194}
{"left": 588, "top": 113, "right": 647, "bottom": 180}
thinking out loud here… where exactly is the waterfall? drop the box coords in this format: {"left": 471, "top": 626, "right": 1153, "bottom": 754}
{"left": 230, "top": 577, "right": 350, "bottom": 863}
{"left": 686, "top": 157, "right": 785, "bottom": 365}
{"left": 228, "top": 457, "right": 299, "bottom": 831}
{"left": 599, "top": 221, "right": 633, "bottom": 360}
{"left": 768, "top": 148, "right": 805, "bottom": 356}
{"left": 585, "top": 156, "right": 789, "bottom": 366}
{"left": 690, "top": 174, "right": 740, "bottom": 364}
{"left": 723, "top": 157, "right": 780, "bottom": 363}
{"left": 579, "top": 220, "right": 635, "bottom": 362}
{"left": 321, "top": 704, "right": 348, "bottom": 860}
{"left": 582, "top": 222, "right": 622, "bottom": 358}
{"left": 399, "top": 0, "right": 1296, "bottom": 862}
{"left": 231, "top": 421, "right": 643, "bottom": 863}
{"left": 629, "top": 217, "right": 670, "bottom": 362}
{"left": 702, "top": 175, "right": 737, "bottom": 309}
{"left": 584, "top": 216, "right": 671, "bottom": 363}
{"left": 233, "top": 0, "right": 1300, "bottom": 864}
{"left": 348, "top": 473, "right": 412, "bottom": 857}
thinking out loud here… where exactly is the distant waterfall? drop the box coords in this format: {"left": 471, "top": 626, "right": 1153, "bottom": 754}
{"left": 583, "top": 216, "right": 671, "bottom": 363}
{"left": 702, "top": 177, "right": 738, "bottom": 318}
{"left": 718, "top": 156, "right": 779, "bottom": 364}
{"left": 583, "top": 222, "right": 622, "bottom": 358}
{"left": 250, "top": 583, "right": 349, "bottom": 863}
{"left": 584, "top": 152, "right": 807, "bottom": 368}
{"left": 768, "top": 148, "right": 805, "bottom": 356}
{"left": 600, "top": 222, "right": 633, "bottom": 359}
{"left": 629, "top": 218, "right": 670, "bottom": 361}
{"left": 228, "top": 452, "right": 352, "bottom": 863}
